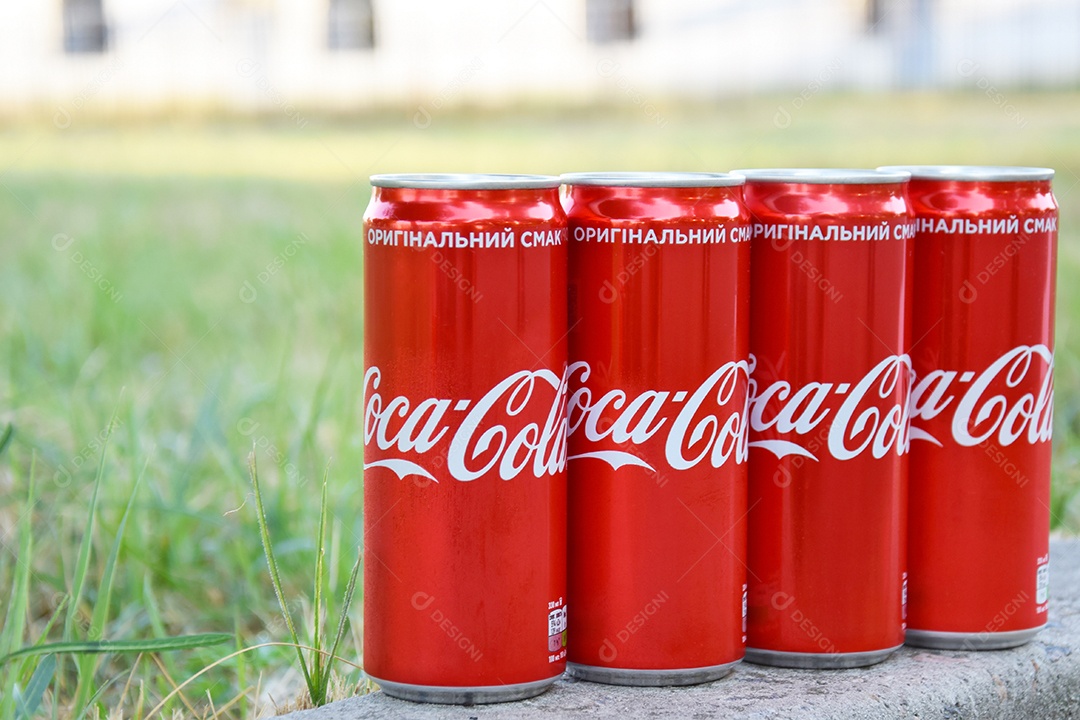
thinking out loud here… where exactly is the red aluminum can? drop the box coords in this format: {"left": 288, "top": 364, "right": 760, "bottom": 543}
{"left": 879, "top": 165, "right": 1057, "bottom": 650}
{"left": 738, "top": 168, "right": 913, "bottom": 668}
{"left": 362, "top": 174, "right": 568, "bottom": 703}
{"left": 562, "top": 172, "right": 751, "bottom": 685}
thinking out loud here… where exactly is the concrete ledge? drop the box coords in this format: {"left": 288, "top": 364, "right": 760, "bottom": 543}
{"left": 284, "top": 538, "right": 1080, "bottom": 719}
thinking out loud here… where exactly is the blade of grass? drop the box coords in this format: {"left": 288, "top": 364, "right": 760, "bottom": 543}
{"left": 9, "top": 593, "right": 69, "bottom": 705}
{"left": 72, "top": 457, "right": 148, "bottom": 711}
{"left": 1, "top": 455, "right": 37, "bottom": 720}
{"left": 141, "top": 576, "right": 167, "bottom": 639}
{"left": 19, "top": 595, "right": 69, "bottom": 675}
{"left": 140, "top": 573, "right": 188, "bottom": 712}
{"left": 14, "top": 653, "right": 55, "bottom": 720}
{"left": 77, "top": 667, "right": 127, "bottom": 719}
{"left": 0, "top": 634, "right": 233, "bottom": 666}
{"left": 116, "top": 653, "right": 144, "bottom": 713}
{"left": 90, "top": 460, "right": 147, "bottom": 637}
{"left": 248, "top": 451, "right": 313, "bottom": 695}
{"left": 321, "top": 548, "right": 362, "bottom": 703}
{"left": 0, "top": 423, "right": 13, "bottom": 458}
{"left": 311, "top": 467, "right": 329, "bottom": 698}
{"left": 1, "top": 454, "right": 35, "bottom": 658}
{"left": 232, "top": 620, "right": 247, "bottom": 720}
{"left": 329, "top": 517, "right": 341, "bottom": 600}
{"left": 273, "top": 317, "right": 296, "bottom": 401}
{"left": 206, "top": 686, "right": 247, "bottom": 719}
{"left": 65, "top": 417, "right": 115, "bottom": 640}
{"left": 145, "top": 641, "right": 363, "bottom": 720}
{"left": 299, "top": 350, "right": 338, "bottom": 458}
{"left": 134, "top": 679, "right": 145, "bottom": 720}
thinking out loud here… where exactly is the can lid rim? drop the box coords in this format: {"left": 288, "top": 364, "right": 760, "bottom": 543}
{"left": 877, "top": 165, "right": 1055, "bottom": 181}
{"left": 731, "top": 168, "right": 910, "bottom": 184}
{"left": 370, "top": 173, "right": 560, "bottom": 189}
{"left": 560, "top": 171, "right": 745, "bottom": 188}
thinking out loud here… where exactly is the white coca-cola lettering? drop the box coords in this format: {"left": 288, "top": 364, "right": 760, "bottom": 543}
{"left": 363, "top": 366, "right": 568, "bottom": 483}
{"left": 447, "top": 369, "right": 569, "bottom": 481}
{"left": 564, "top": 360, "right": 752, "bottom": 473}
{"left": 664, "top": 361, "right": 752, "bottom": 469}
{"left": 748, "top": 355, "right": 913, "bottom": 461}
{"left": 910, "top": 344, "right": 1054, "bottom": 447}
{"left": 828, "top": 355, "right": 911, "bottom": 460}
{"left": 364, "top": 353, "right": 925, "bottom": 484}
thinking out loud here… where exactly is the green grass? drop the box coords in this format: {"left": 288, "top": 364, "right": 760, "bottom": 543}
{"left": 248, "top": 455, "right": 361, "bottom": 709}
{"left": 1, "top": 90, "right": 1079, "bottom": 716}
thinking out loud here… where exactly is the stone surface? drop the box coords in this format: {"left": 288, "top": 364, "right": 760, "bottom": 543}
{"left": 282, "top": 538, "right": 1080, "bottom": 719}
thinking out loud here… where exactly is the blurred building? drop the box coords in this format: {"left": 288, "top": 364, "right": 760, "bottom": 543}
{"left": 1, "top": 0, "right": 1078, "bottom": 118}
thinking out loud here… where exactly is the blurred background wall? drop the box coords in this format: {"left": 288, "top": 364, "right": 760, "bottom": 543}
{"left": 2, "top": 0, "right": 1079, "bottom": 121}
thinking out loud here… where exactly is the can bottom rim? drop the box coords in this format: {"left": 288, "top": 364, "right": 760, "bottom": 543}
{"left": 745, "top": 644, "right": 901, "bottom": 669}
{"left": 905, "top": 625, "right": 1046, "bottom": 651}
{"left": 567, "top": 659, "right": 739, "bottom": 687}
{"left": 365, "top": 673, "right": 560, "bottom": 704}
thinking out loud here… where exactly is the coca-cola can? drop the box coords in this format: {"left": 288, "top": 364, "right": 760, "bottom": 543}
{"left": 737, "top": 168, "right": 914, "bottom": 668}
{"left": 362, "top": 174, "right": 569, "bottom": 703}
{"left": 879, "top": 165, "right": 1057, "bottom": 650}
{"left": 562, "top": 172, "right": 752, "bottom": 685}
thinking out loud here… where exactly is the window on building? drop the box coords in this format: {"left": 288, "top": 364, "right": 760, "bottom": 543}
{"left": 328, "top": 0, "right": 375, "bottom": 51}
{"left": 586, "top": 0, "right": 636, "bottom": 44}
{"left": 866, "top": 0, "right": 887, "bottom": 33}
{"left": 63, "top": 0, "right": 108, "bottom": 53}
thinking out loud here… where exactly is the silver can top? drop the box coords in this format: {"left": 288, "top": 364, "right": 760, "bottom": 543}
{"left": 560, "top": 171, "right": 744, "bottom": 188}
{"left": 877, "top": 165, "right": 1054, "bottom": 182}
{"left": 370, "top": 173, "right": 560, "bottom": 190}
{"left": 732, "top": 168, "right": 910, "bottom": 184}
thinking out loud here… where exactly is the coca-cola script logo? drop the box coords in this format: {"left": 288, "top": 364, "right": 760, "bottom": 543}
{"left": 363, "top": 354, "right": 920, "bottom": 483}
{"left": 363, "top": 366, "right": 569, "bottom": 483}
{"left": 910, "top": 344, "right": 1053, "bottom": 448}
{"left": 565, "top": 360, "right": 752, "bottom": 472}
{"left": 748, "top": 355, "right": 914, "bottom": 462}
{"left": 363, "top": 347, "right": 1051, "bottom": 483}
